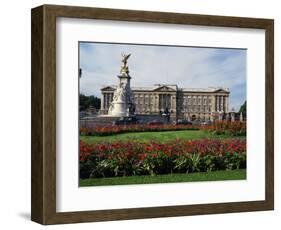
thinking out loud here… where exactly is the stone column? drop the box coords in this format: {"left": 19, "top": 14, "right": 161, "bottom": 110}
{"left": 215, "top": 96, "right": 217, "bottom": 111}
{"left": 147, "top": 95, "right": 150, "bottom": 113}
{"left": 221, "top": 96, "right": 224, "bottom": 112}
{"left": 218, "top": 96, "right": 221, "bottom": 112}
{"left": 171, "top": 94, "right": 177, "bottom": 120}
{"left": 151, "top": 94, "right": 155, "bottom": 112}
{"left": 211, "top": 95, "right": 216, "bottom": 113}
{"left": 172, "top": 94, "right": 175, "bottom": 112}
{"left": 148, "top": 94, "right": 151, "bottom": 112}
{"left": 195, "top": 96, "right": 198, "bottom": 112}
{"left": 100, "top": 93, "right": 104, "bottom": 112}
{"left": 219, "top": 96, "right": 222, "bottom": 112}
{"left": 142, "top": 94, "right": 145, "bottom": 113}
{"left": 107, "top": 93, "right": 110, "bottom": 109}
{"left": 222, "top": 96, "right": 224, "bottom": 112}
{"left": 216, "top": 95, "right": 219, "bottom": 112}
{"left": 158, "top": 94, "right": 164, "bottom": 110}
{"left": 219, "top": 96, "right": 221, "bottom": 112}
{"left": 225, "top": 96, "right": 229, "bottom": 113}
{"left": 103, "top": 93, "right": 107, "bottom": 112}
{"left": 106, "top": 93, "right": 109, "bottom": 110}
{"left": 155, "top": 94, "right": 159, "bottom": 113}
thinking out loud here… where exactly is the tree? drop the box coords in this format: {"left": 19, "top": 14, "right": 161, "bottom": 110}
{"left": 239, "top": 101, "right": 246, "bottom": 114}
{"left": 79, "top": 94, "right": 101, "bottom": 111}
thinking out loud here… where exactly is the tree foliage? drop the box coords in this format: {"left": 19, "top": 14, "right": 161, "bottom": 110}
{"left": 80, "top": 94, "right": 101, "bottom": 111}
{"left": 239, "top": 101, "right": 246, "bottom": 114}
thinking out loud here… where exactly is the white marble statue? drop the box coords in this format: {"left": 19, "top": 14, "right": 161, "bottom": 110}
{"left": 108, "top": 53, "right": 135, "bottom": 117}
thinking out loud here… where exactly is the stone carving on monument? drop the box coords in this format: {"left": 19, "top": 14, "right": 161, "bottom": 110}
{"left": 108, "top": 53, "right": 135, "bottom": 117}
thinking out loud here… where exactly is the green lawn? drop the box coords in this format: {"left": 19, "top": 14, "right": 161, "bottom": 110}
{"left": 80, "top": 130, "right": 245, "bottom": 144}
{"left": 80, "top": 169, "right": 246, "bottom": 186}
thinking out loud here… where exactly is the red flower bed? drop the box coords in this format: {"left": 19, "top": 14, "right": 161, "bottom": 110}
{"left": 202, "top": 121, "right": 246, "bottom": 136}
{"left": 80, "top": 139, "right": 246, "bottom": 179}
{"left": 80, "top": 124, "right": 199, "bottom": 136}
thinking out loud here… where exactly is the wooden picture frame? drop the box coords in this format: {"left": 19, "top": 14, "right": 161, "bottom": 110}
{"left": 31, "top": 4, "right": 274, "bottom": 225}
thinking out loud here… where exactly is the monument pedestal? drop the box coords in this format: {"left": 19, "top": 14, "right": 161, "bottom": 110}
{"left": 109, "top": 101, "right": 129, "bottom": 117}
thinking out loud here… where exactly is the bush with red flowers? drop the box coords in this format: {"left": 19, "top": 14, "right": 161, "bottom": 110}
{"left": 80, "top": 139, "right": 246, "bottom": 179}
{"left": 202, "top": 121, "right": 246, "bottom": 136}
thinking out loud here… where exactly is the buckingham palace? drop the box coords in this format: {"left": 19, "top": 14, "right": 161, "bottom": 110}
{"left": 100, "top": 84, "right": 230, "bottom": 121}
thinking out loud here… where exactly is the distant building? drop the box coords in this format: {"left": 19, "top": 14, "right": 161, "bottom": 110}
{"left": 100, "top": 84, "right": 230, "bottom": 121}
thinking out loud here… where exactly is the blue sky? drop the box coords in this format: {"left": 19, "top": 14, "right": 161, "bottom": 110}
{"left": 79, "top": 42, "right": 246, "bottom": 111}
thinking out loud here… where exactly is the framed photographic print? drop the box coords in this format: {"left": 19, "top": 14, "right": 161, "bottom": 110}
{"left": 31, "top": 4, "right": 274, "bottom": 225}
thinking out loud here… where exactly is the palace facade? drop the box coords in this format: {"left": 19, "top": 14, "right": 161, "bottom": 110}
{"left": 100, "top": 84, "right": 230, "bottom": 121}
